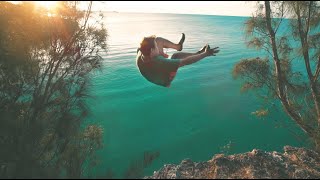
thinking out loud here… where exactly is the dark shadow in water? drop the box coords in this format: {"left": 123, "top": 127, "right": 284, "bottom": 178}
{"left": 123, "top": 151, "right": 160, "bottom": 179}
{"left": 95, "top": 150, "right": 160, "bottom": 179}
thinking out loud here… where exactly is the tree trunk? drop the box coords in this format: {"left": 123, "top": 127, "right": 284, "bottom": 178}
{"left": 264, "top": 1, "right": 314, "bottom": 137}
{"left": 295, "top": 1, "right": 320, "bottom": 129}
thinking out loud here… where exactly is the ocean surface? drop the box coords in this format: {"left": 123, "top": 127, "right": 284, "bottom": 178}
{"left": 85, "top": 12, "right": 310, "bottom": 178}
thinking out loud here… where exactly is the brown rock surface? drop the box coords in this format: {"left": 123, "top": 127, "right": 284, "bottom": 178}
{"left": 145, "top": 146, "right": 320, "bottom": 179}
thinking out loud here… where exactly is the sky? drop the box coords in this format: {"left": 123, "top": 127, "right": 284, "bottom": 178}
{"left": 8, "top": 1, "right": 259, "bottom": 17}
{"left": 89, "top": 1, "right": 259, "bottom": 17}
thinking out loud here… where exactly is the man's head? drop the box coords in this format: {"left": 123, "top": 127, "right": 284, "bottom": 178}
{"left": 140, "top": 35, "right": 159, "bottom": 57}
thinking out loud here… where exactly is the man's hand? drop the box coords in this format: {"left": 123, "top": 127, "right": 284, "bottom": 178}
{"left": 205, "top": 45, "right": 220, "bottom": 56}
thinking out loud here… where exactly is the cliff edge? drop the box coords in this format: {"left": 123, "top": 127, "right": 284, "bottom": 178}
{"left": 145, "top": 146, "right": 320, "bottom": 179}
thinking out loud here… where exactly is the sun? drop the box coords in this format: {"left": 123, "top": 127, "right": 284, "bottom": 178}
{"left": 34, "top": 1, "right": 58, "bottom": 10}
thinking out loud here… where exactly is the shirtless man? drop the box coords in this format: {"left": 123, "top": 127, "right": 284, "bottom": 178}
{"left": 136, "top": 33, "right": 220, "bottom": 87}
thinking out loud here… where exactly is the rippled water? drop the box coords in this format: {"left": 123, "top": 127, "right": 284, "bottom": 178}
{"left": 85, "top": 12, "right": 309, "bottom": 178}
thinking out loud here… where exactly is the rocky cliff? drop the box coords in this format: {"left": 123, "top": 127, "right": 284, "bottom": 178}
{"left": 145, "top": 146, "right": 320, "bottom": 179}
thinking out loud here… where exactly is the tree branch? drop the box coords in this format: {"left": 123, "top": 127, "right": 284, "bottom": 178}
{"left": 306, "top": 1, "right": 312, "bottom": 35}
{"left": 314, "top": 56, "right": 320, "bottom": 83}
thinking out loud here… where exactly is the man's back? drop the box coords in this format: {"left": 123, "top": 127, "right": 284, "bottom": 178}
{"left": 136, "top": 50, "right": 180, "bottom": 87}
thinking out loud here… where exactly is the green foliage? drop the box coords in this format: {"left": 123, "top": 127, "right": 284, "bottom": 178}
{"left": 232, "top": 57, "right": 271, "bottom": 92}
{"left": 233, "top": 1, "right": 320, "bottom": 152}
{"left": 251, "top": 109, "right": 269, "bottom": 118}
{"left": 0, "top": 1, "right": 107, "bottom": 178}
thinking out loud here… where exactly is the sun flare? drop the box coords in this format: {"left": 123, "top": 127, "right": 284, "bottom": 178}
{"left": 34, "top": 1, "right": 57, "bottom": 10}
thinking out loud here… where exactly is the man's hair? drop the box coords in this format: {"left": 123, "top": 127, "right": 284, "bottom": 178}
{"left": 140, "top": 35, "right": 156, "bottom": 56}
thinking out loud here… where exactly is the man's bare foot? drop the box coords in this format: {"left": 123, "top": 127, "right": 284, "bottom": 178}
{"left": 178, "top": 33, "right": 185, "bottom": 51}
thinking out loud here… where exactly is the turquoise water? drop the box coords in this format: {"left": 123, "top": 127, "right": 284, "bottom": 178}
{"left": 86, "top": 12, "right": 310, "bottom": 178}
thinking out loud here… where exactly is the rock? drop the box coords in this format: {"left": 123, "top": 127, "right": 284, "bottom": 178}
{"left": 145, "top": 146, "right": 320, "bottom": 179}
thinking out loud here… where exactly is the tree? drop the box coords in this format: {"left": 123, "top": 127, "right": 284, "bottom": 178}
{"left": 0, "top": 1, "right": 107, "bottom": 178}
{"left": 232, "top": 1, "right": 320, "bottom": 152}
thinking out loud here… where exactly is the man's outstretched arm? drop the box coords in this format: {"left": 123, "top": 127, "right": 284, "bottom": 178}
{"left": 179, "top": 46, "right": 219, "bottom": 67}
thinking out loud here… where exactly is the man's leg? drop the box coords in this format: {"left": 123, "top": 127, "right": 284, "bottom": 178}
{"left": 171, "top": 44, "right": 209, "bottom": 59}
{"left": 156, "top": 33, "right": 185, "bottom": 51}
{"left": 171, "top": 44, "right": 216, "bottom": 58}
{"left": 171, "top": 52, "right": 197, "bottom": 59}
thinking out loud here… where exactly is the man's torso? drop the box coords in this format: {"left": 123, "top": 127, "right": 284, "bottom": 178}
{"left": 136, "top": 50, "right": 180, "bottom": 87}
